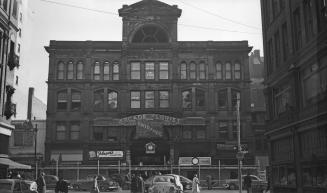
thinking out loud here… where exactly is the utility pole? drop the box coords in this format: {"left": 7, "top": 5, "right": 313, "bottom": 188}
{"left": 34, "top": 123, "right": 38, "bottom": 178}
{"left": 236, "top": 95, "right": 243, "bottom": 193}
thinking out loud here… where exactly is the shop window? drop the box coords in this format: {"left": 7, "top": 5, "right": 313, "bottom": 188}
{"left": 113, "top": 62, "right": 119, "bottom": 80}
{"left": 216, "top": 62, "right": 222, "bottom": 79}
{"left": 76, "top": 61, "right": 83, "bottom": 79}
{"left": 132, "top": 25, "right": 168, "bottom": 43}
{"left": 71, "top": 90, "right": 81, "bottom": 111}
{"left": 234, "top": 63, "right": 241, "bottom": 79}
{"left": 108, "top": 90, "right": 118, "bottom": 110}
{"left": 56, "top": 122, "right": 66, "bottom": 140}
{"left": 195, "top": 89, "right": 205, "bottom": 107}
{"left": 93, "top": 61, "right": 101, "bottom": 80}
{"left": 145, "top": 91, "right": 155, "bottom": 108}
{"left": 219, "top": 121, "right": 228, "bottom": 139}
{"left": 94, "top": 90, "right": 104, "bottom": 111}
{"left": 131, "top": 62, "right": 141, "bottom": 80}
{"left": 70, "top": 122, "right": 80, "bottom": 140}
{"left": 182, "top": 89, "right": 192, "bottom": 109}
{"left": 131, "top": 91, "right": 141, "bottom": 108}
{"left": 145, "top": 62, "right": 155, "bottom": 79}
{"left": 107, "top": 127, "right": 119, "bottom": 142}
{"left": 103, "top": 61, "right": 110, "bottom": 80}
{"left": 57, "top": 90, "right": 68, "bottom": 110}
{"left": 93, "top": 127, "right": 104, "bottom": 141}
{"left": 180, "top": 62, "right": 187, "bottom": 79}
{"left": 199, "top": 62, "right": 206, "bottom": 80}
{"left": 159, "top": 62, "right": 169, "bottom": 79}
{"left": 159, "top": 91, "right": 169, "bottom": 108}
{"left": 189, "top": 62, "right": 196, "bottom": 80}
{"left": 67, "top": 61, "right": 74, "bottom": 80}
{"left": 182, "top": 128, "right": 192, "bottom": 139}
{"left": 225, "top": 62, "right": 232, "bottom": 79}
{"left": 57, "top": 62, "right": 65, "bottom": 80}
{"left": 218, "top": 89, "right": 228, "bottom": 108}
{"left": 196, "top": 129, "right": 206, "bottom": 139}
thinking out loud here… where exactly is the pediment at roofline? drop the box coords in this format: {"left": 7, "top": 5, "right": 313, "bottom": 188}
{"left": 119, "top": 0, "right": 181, "bottom": 18}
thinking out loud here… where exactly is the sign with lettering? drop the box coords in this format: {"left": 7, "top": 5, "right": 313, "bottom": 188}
{"left": 145, "top": 142, "right": 156, "bottom": 154}
{"left": 119, "top": 114, "right": 181, "bottom": 125}
{"left": 178, "top": 157, "right": 211, "bottom": 166}
{"left": 88, "top": 151, "right": 123, "bottom": 159}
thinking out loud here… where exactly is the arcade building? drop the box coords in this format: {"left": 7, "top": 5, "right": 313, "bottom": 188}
{"left": 44, "top": 0, "right": 257, "bottom": 180}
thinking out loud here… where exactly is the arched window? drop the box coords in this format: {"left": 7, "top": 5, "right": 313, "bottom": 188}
{"left": 76, "top": 61, "right": 84, "bottom": 80}
{"left": 182, "top": 89, "right": 192, "bottom": 109}
{"left": 216, "top": 62, "right": 222, "bottom": 79}
{"left": 57, "top": 90, "right": 68, "bottom": 110}
{"left": 234, "top": 62, "right": 241, "bottom": 79}
{"left": 190, "top": 62, "right": 196, "bottom": 80}
{"left": 113, "top": 62, "right": 119, "bottom": 80}
{"left": 67, "top": 61, "right": 74, "bottom": 80}
{"left": 93, "top": 61, "right": 101, "bottom": 80}
{"left": 57, "top": 62, "right": 65, "bottom": 80}
{"left": 180, "top": 62, "right": 187, "bottom": 79}
{"left": 103, "top": 61, "right": 110, "bottom": 80}
{"left": 199, "top": 62, "right": 206, "bottom": 80}
{"left": 94, "top": 90, "right": 104, "bottom": 111}
{"left": 132, "top": 25, "right": 169, "bottom": 43}
{"left": 225, "top": 62, "right": 232, "bottom": 80}
{"left": 71, "top": 90, "right": 81, "bottom": 111}
{"left": 108, "top": 90, "right": 118, "bottom": 110}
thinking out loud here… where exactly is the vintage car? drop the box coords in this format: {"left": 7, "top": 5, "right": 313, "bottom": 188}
{"left": 0, "top": 179, "right": 38, "bottom": 193}
{"left": 70, "top": 174, "right": 120, "bottom": 191}
{"left": 148, "top": 175, "right": 183, "bottom": 193}
{"left": 223, "top": 174, "right": 267, "bottom": 190}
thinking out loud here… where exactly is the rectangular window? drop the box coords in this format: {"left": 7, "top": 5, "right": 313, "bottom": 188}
{"left": 131, "top": 91, "right": 141, "bottom": 108}
{"left": 274, "top": 86, "right": 290, "bottom": 115}
{"left": 57, "top": 63, "right": 65, "bottom": 80}
{"left": 196, "top": 129, "right": 206, "bottom": 139}
{"left": 282, "top": 23, "right": 289, "bottom": 61}
{"left": 182, "top": 90, "right": 192, "bottom": 109}
{"left": 219, "top": 121, "right": 228, "bottom": 139}
{"left": 274, "top": 31, "right": 280, "bottom": 68}
{"left": 56, "top": 123, "right": 66, "bottom": 140}
{"left": 145, "top": 62, "right": 155, "bottom": 79}
{"left": 303, "top": 64, "right": 321, "bottom": 103}
{"left": 293, "top": 9, "right": 302, "bottom": 50}
{"left": 225, "top": 63, "right": 232, "bottom": 79}
{"left": 195, "top": 89, "right": 205, "bottom": 107}
{"left": 107, "top": 127, "right": 119, "bottom": 142}
{"left": 108, "top": 91, "right": 118, "bottom": 110}
{"left": 199, "top": 63, "right": 206, "bottom": 80}
{"left": 131, "top": 62, "right": 141, "bottom": 80}
{"left": 180, "top": 63, "right": 187, "bottom": 79}
{"left": 57, "top": 91, "right": 68, "bottom": 110}
{"left": 267, "top": 39, "right": 274, "bottom": 73}
{"left": 71, "top": 91, "right": 81, "bottom": 111}
{"left": 218, "top": 89, "right": 228, "bottom": 108}
{"left": 94, "top": 62, "right": 101, "bottom": 80}
{"left": 145, "top": 91, "right": 155, "bottom": 108}
{"left": 182, "top": 128, "right": 192, "bottom": 139}
{"left": 234, "top": 63, "right": 241, "bottom": 79}
{"left": 304, "top": 1, "right": 314, "bottom": 41}
{"left": 70, "top": 122, "right": 80, "bottom": 140}
{"left": 67, "top": 62, "right": 74, "bottom": 80}
{"left": 159, "top": 91, "right": 169, "bottom": 108}
{"left": 159, "top": 62, "right": 169, "bottom": 79}
{"left": 216, "top": 63, "right": 222, "bottom": 79}
{"left": 94, "top": 90, "right": 104, "bottom": 111}
{"left": 190, "top": 62, "right": 196, "bottom": 79}
{"left": 113, "top": 62, "right": 119, "bottom": 80}
{"left": 14, "top": 131, "right": 33, "bottom": 146}
{"left": 103, "top": 62, "right": 110, "bottom": 80}
{"left": 76, "top": 62, "right": 83, "bottom": 79}
{"left": 93, "top": 127, "right": 104, "bottom": 141}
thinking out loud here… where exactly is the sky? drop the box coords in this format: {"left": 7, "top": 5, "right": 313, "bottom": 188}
{"left": 17, "top": 0, "right": 263, "bottom": 104}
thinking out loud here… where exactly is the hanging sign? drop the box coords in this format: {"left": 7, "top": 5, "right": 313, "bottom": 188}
{"left": 145, "top": 142, "right": 156, "bottom": 154}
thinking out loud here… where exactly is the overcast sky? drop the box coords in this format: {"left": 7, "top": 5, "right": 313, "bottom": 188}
{"left": 18, "top": 0, "right": 263, "bottom": 104}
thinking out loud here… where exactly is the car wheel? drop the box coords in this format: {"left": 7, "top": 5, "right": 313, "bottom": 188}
{"left": 229, "top": 184, "right": 237, "bottom": 190}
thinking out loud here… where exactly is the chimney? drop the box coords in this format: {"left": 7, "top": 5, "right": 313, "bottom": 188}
{"left": 27, "top": 87, "right": 34, "bottom": 120}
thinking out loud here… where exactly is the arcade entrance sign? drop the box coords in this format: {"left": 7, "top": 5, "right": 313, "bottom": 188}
{"left": 119, "top": 114, "right": 181, "bottom": 125}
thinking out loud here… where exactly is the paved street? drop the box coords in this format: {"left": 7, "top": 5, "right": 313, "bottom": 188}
{"left": 46, "top": 190, "right": 249, "bottom": 193}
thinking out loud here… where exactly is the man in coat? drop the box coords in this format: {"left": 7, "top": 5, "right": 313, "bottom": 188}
{"left": 243, "top": 173, "right": 252, "bottom": 193}
{"left": 55, "top": 176, "right": 68, "bottom": 193}
{"left": 36, "top": 172, "right": 46, "bottom": 193}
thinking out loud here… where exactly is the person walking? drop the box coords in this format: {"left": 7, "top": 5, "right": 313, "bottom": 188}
{"left": 192, "top": 174, "right": 200, "bottom": 193}
{"left": 244, "top": 173, "right": 252, "bottom": 193}
{"left": 136, "top": 173, "right": 144, "bottom": 193}
{"left": 131, "top": 174, "right": 137, "bottom": 193}
{"left": 91, "top": 176, "right": 100, "bottom": 193}
{"left": 55, "top": 176, "right": 68, "bottom": 193}
{"left": 36, "top": 172, "right": 46, "bottom": 193}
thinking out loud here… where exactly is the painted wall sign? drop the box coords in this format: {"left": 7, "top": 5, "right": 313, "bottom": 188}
{"left": 178, "top": 157, "right": 211, "bottom": 166}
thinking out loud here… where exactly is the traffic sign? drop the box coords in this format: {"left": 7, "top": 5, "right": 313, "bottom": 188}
{"left": 192, "top": 157, "right": 199, "bottom": 165}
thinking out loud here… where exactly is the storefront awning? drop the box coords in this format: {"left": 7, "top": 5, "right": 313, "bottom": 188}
{"left": 0, "top": 157, "right": 32, "bottom": 169}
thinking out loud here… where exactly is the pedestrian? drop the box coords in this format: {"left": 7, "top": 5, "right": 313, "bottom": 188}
{"left": 90, "top": 176, "right": 100, "bottom": 193}
{"left": 55, "top": 176, "right": 68, "bottom": 193}
{"left": 36, "top": 172, "right": 46, "bottom": 193}
{"left": 244, "top": 173, "right": 252, "bottom": 193}
{"left": 206, "top": 175, "right": 212, "bottom": 190}
{"left": 131, "top": 174, "right": 137, "bottom": 193}
{"left": 192, "top": 174, "right": 200, "bottom": 193}
{"left": 136, "top": 173, "right": 144, "bottom": 193}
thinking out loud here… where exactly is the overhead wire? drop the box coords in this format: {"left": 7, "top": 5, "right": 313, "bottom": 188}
{"left": 40, "top": 0, "right": 261, "bottom": 35}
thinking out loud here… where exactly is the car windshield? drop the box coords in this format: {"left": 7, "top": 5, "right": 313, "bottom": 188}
{"left": 153, "top": 176, "right": 174, "bottom": 183}
{"left": 0, "top": 182, "right": 12, "bottom": 190}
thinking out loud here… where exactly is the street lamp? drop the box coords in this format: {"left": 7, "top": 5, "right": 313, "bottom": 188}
{"left": 236, "top": 95, "right": 243, "bottom": 193}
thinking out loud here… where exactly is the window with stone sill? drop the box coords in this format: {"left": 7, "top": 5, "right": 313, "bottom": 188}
{"left": 199, "top": 62, "right": 206, "bottom": 80}
{"left": 67, "top": 61, "right": 74, "bottom": 80}
{"left": 108, "top": 90, "right": 118, "bottom": 110}
{"left": 104, "top": 61, "right": 110, "bottom": 80}
{"left": 234, "top": 63, "right": 241, "bottom": 80}
{"left": 131, "top": 62, "right": 141, "bottom": 80}
{"left": 145, "top": 91, "right": 155, "bottom": 108}
{"left": 71, "top": 90, "right": 81, "bottom": 111}
{"left": 215, "top": 62, "right": 222, "bottom": 79}
{"left": 57, "top": 91, "right": 68, "bottom": 110}
{"left": 56, "top": 123, "right": 66, "bottom": 140}
{"left": 76, "top": 61, "right": 84, "bottom": 80}
{"left": 189, "top": 62, "right": 196, "bottom": 80}
{"left": 113, "top": 62, "right": 119, "bottom": 80}
{"left": 159, "top": 91, "right": 169, "bottom": 108}
{"left": 93, "top": 61, "right": 101, "bottom": 80}
{"left": 57, "top": 62, "right": 65, "bottom": 80}
{"left": 145, "top": 62, "right": 155, "bottom": 80}
{"left": 180, "top": 62, "right": 187, "bottom": 79}
{"left": 94, "top": 90, "right": 104, "bottom": 111}
{"left": 131, "top": 91, "right": 141, "bottom": 108}
{"left": 225, "top": 62, "right": 232, "bottom": 79}
{"left": 159, "top": 62, "right": 169, "bottom": 79}
{"left": 70, "top": 122, "right": 80, "bottom": 140}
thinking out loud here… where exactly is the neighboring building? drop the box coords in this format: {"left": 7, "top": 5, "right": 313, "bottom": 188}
{"left": 261, "top": 0, "right": 327, "bottom": 192}
{"left": 249, "top": 50, "right": 268, "bottom": 173}
{"left": 0, "top": 0, "right": 23, "bottom": 178}
{"left": 45, "top": 0, "right": 255, "bottom": 180}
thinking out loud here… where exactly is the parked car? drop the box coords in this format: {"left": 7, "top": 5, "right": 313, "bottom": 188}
{"left": 0, "top": 179, "right": 38, "bottom": 193}
{"left": 178, "top": 175, "right": 192, "bottom": 191}
{"left": 44, "top": 174, "right": 58, "bottom": 189}
{"left": 70, "top": 174, "right": 120, "bottom": 191}
{"left": 148, "top": 175, "right": 182, "bottom": 193}
{"left": 223, "top": 175, "right": 267, "bottom": 190}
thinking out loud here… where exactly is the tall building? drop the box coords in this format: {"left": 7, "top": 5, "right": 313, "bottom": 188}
{"left": 45, "top": 0, "right": 256, "bottom": 180}
{"left": 0, "top": 0, "right": 23, "bottom": 178}
{"left": 261, "top": 0, "right": 327, "bottom": 192}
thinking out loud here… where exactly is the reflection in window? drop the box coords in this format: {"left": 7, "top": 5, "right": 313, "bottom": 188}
{"left": 113, "top": 62, "right": 119, "bottom": 80}
{"left": 225, "top": 62, "right": 232, "bottom": 79}
{"left": 145, "top": 62, "right": 155, "bottom": 79}
{"left": 218, "top": 89, "right": 228, "bottom": 108}
{"left": 76, "top": 61, "right": 83, "bottom": 79}
{"left": 57, "top": 91, "right": 68, "bottom": 110}
{"left": 219, "top": 121, "right": 228, "bottom": 139}
{"left": 159, "top": 62, "right": 169, "bottom": 79}
{"left": 70, "top": 122, "right": 80, "bottom": 140}
{"left": 93, "top": 127, "right": 104, "bottom": 141}
{"left": 234, "top": 63, "right": 241, "bottom": 79}
{"left": 93, "top": 61, "right": 101, "bottom": 80}
{"left": 56, "top": 122, "right": 66, "bottom": 140}
{"left": 94, "top": 90, "right": 104, "bottom": 111}
{"left": 216, "top": 62, "right": 222, "bottom": 79}
{"left": 190, "top": 62, "right": 196, "bottom": 79}
{"left": 131, "top": 62, "right": 140, "bottom": 80}
{"left": 180, "top": 62, "right": 187, "bottom": 79}
{"left": 195, "top": 89, "right": 205, "bottom": 107}
{"left": 104, "top": 61, "right": 110, "bottom": 80}
{"left": 108, "top": 91, "right": 118, "bottom": 110}
{"left": 71, "top": 91, "right": 81, "bottom": 111}
{"left": 57, "top": 62, "right": 65, "bottom": 80}
{"left": 199, "top": 62, "right": 206, "bottom": 80}
{"left": 145, "top": 91, "right": 155, "bottom": 108}
{"left": 159, "top": 91, "right": 169, "bottom": 108}
{"left": 67, "top": 61, "right": 74, "bottom": 80}
{"left": 131, "top": 91, "right": 141, "bottom": 108}
{"left": 182, "top": 90, "right": 192, "bottom": 109}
